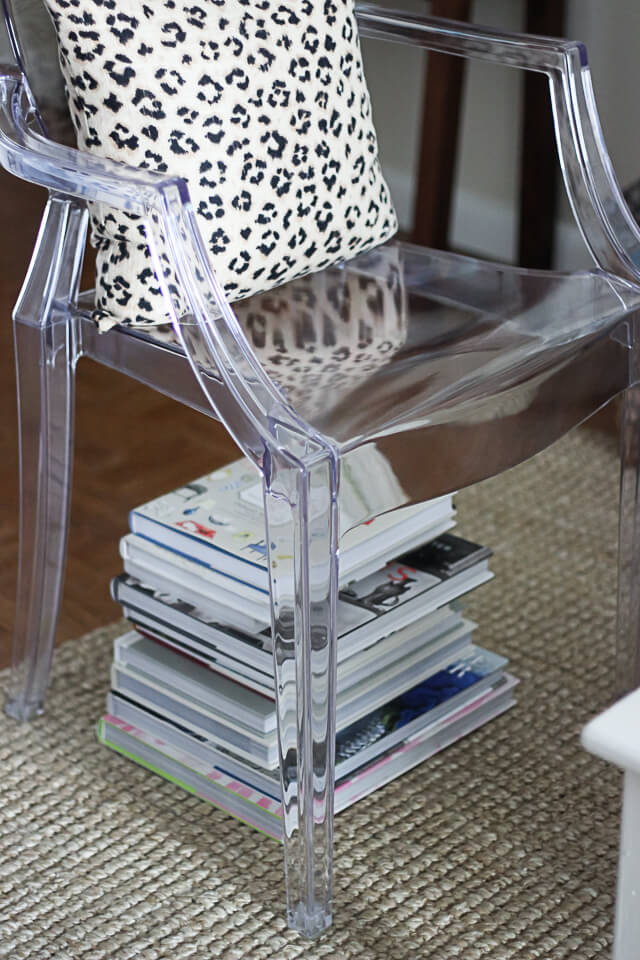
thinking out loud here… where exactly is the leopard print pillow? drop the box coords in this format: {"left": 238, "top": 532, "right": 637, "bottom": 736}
{"left": 43, "top": 0, "right": 398, "bottom": 328}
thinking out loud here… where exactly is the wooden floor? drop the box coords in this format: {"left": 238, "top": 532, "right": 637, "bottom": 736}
{"left": 0, "top": 172, "right": 619, "bottom": 674}
{"left": 0, "top": 172, "right": 238, "bottom": 670}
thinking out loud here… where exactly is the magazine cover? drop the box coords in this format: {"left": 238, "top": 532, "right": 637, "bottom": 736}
{"left": 340, "top": 536, "right": 492, "bottom": 620}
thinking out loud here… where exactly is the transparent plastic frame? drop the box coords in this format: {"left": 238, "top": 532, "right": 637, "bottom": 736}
{"left": 2, "top": 2, "right": 640, "bottom": 938}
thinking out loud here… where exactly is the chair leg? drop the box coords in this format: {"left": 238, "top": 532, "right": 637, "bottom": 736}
{"left": 5, "top": 196, "right": 86, "bottom": 723}
{"left": 264, "top": 451, "right": 339, "bottom": 937}
{"left": 5, "top": 317, "right": 77, "bottom": 722}
{"left": 613, "top": 770, "right": 640, "bottom": 960}
{"left": 616, "top": 383, "right": 640, "bottom": 698}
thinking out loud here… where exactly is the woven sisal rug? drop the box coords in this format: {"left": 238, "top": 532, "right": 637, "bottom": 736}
{"left": 0, "top": 426, "right": 623, "bottom": 959}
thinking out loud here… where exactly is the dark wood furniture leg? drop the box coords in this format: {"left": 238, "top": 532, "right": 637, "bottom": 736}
{"left": 518, "top": 0, "right": 566, "bottom": 268}
{"left": 413, "top": 0, "right": 566, "bottom": 267}
{"left": 412, "top": 0, "right": 472, "bottom": 248}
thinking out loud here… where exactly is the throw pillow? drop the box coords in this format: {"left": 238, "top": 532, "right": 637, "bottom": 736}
{"left": 43, "top": 0, "right": 398, "bottom": 328}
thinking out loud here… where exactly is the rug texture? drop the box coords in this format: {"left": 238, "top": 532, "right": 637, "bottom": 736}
{"left": 0, "top": 426, "right": 624, "bottom": 959}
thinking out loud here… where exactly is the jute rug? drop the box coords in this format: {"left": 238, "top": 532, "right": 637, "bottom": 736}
{"left": 0, "top": 426, "right": 624, "bottom": 959}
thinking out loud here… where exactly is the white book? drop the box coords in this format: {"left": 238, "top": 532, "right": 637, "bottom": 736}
{"left": 121, "top": 536, "right": 270, "bottom": 633}
{"left": 111, "top": 630, "right": 475, "bottom": 768}
{"left": 112, "top": 531, "right": 493, "bottom": 672}
{"left": 98, "top": 674, "right": 517, "bottom": 842}
{"left": 127, "top": 604, "right": 463, "bottom": 696}
{"left": 119, "top": 530, "right": 492, "bottom": 632}
{"left": 113, "top": 625, "right": 475, "bottom": 735}
{"left": 128, "top": 456, "right": 455, "bottom": 591}
{"left": 106, "top": 646, "right": 511, "bottom": 791}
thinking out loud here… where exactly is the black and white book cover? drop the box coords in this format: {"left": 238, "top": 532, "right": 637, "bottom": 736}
{"left": 112, "top": 532, "right": 492, "bottom": 672}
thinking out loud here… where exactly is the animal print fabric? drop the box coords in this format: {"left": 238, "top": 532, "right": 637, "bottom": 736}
{"left": 43, "top": 0, "right": 398, "bottom": 328}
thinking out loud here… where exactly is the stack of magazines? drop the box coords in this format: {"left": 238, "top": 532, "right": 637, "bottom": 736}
{"left": 99, "top": 458, "right": 518, "bottom": 841}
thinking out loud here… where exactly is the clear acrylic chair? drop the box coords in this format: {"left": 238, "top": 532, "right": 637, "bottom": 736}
{"left": 2, "top": 0, "right": 640, "bottom": 939}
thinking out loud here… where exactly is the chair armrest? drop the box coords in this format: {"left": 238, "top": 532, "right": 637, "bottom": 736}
{"left": 0, "top": 67, "right": 295, "bottom": 460}
{"left": 355, "top": 4, "right": 640, "bottom": 286}
{"left": 356, "top": 3, "right": 578, "bottom": 71}
{"left": 4, "top": 6, "right": 640, "bottom": 285}
{"left": 0, "top": 68, "right": 181, "bottom": 212}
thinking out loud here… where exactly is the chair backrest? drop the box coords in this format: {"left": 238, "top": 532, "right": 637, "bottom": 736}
{"left": 1, "top": 0, "right": 73, "bottom": 142}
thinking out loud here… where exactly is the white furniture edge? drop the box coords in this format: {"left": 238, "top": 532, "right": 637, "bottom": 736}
{"left": 581, "top": 688, "right": 640, "bottom": 960}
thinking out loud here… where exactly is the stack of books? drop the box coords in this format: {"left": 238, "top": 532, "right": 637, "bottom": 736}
{"left": 98, "top": 458, "right": 517, "bottom": 840}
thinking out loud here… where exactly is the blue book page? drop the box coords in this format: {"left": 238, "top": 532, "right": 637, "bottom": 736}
{"left": 335, "top": 646, "right": 508, "bottom": 763}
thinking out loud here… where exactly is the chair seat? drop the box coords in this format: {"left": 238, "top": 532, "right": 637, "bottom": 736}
{"left": 78, "top": 241, "right": 640, "bottom": 504}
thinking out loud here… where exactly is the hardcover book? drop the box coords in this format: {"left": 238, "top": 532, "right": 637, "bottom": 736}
{"left": 110, "top": 628, "right": 477, "bottom": 767}
{"left": 128, "top": 456, "right": 455, "bottom": 590}
{"left": 107, "top": 645, "right": 512, "bottom": 789}
{"left": 117, "top": 532, "right": 493, "bottom": 634}
{"left": 130, "top": 604, "right": 464, "bottom": 697}
{"left": 99, "top": 669, "right": 517, "bottom": 841}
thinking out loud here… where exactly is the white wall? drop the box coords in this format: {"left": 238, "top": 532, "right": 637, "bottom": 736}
{"left": 362, "top": 0, "right": 640, "bottom": 269}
